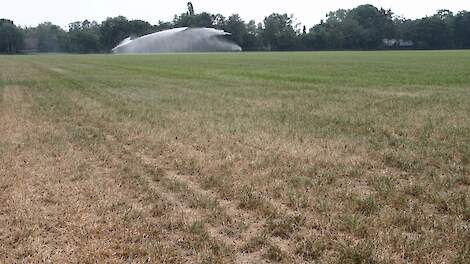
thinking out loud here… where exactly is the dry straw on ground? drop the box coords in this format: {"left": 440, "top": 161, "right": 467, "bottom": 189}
{"left": 0, "top": 52, "right": 469, "bottom": 263}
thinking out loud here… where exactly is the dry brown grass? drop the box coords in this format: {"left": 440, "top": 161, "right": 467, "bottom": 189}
{"left": 1, "top": 52, "right": 469, "bottom": 263}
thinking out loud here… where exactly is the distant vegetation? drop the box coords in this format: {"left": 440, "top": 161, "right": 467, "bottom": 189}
{"left": 1, "top": 3, "right": 470, "bottom": 53}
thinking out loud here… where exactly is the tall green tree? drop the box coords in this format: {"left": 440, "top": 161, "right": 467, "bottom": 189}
{"left": 242, "top": 20, "right": 263, "bottom": 51}
{"left": 262, "top": 13, "right": 301, "bottom": 51}
{"left": 454, "top": 11, "right": 470, "bottom": 48}
{"left": 99, "top": 16, "right": 155, "bottom": 52}
{"left": 99, "top": 16, "right": 131, "bottom": 51}
{"left": 348, "top": 5, "right": 395, "bottom": 48}
{"left": 63, "top": 20, "right": 101, "bottom": 53}
{"left": 173, "top": 12, "right": 215, "bottom": 28}
{"left": 223, "top": 15, "right": 246, "bottom": 46}
{"left": 212, "top": 14, "right": 226, "bottom": 29}
{"left": 35, "top": 22, "right": 66, "bottom": 52}
{"left": 410, "top": 15, "right": 453, "bottom": 49}
{"left": 187, "top": 2, "right": 195, "bottom": 16}
{"left": 308, "top": 5, "right": 395, "bottom": 50}
{"left": 307, "top": 9, "right": 355, "bottom": 49}
{"left": 0, "top": 19, "right": 23, "bottom": 53}
{"left": 128, "top": 20, "right": 154, "bottom": 38}
{"left": 154, "top": 20, "right": 173, "bottom": 32}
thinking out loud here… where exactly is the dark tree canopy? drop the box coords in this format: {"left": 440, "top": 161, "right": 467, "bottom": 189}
{"left": 454, "top": 11, "right": 470, "bottom": 48}
{"left": 2, "top": 4, "right": 469, "bottom": 53}
{"left": 262, "top": 14, "right": 301, "bottom": 51}
{"left": 99, "top": 16, "right": 132, "bottom": 51}
{"left": 307, "top": 5, "right": 395, "bottom": 50}
{"left": 64, "top": 20, "right": 101, "bottom": 53}
{"left": 173, "top": 12, "right": 215, "bottom": 28}
{"left": 0, "top": 19, "right": 23, "bottom": 53}
{"left": 223, "top": 15, "right": 246, "bottom": 46}
{"left": 32, "top": 22, "right": 65, "bottom": 52}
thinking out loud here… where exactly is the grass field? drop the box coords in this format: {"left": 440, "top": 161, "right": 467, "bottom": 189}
{"left": 1, "top": 51, "right": 469, "bottom": 263}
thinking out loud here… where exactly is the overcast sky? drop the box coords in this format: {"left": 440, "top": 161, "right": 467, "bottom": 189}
{"left": 2, "top": 0, "right": 469, "bottom": 29}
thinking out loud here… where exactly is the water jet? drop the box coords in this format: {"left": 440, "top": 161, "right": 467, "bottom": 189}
{"left": 112, "top": 27, "right": 242, "bottom": 53}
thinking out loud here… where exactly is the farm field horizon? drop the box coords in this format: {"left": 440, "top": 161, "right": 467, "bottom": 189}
{"left": 1, "top": 51, "right": 469, "bottom": 263}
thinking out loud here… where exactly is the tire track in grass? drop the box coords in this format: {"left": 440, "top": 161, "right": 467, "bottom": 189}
{"left": 128, "top": 146, "right": 267, "bottom": 261}
{"left": 29, "top": 63, "right": 231, "bottom": 262}
{"left": 70, "top": 90, "right": 303, "bottom": 262}
{"left": 33, "top": 62, "right": 306, "bottom": 262}
{"left": 1, "top": 85, "right": 190, "bottom": 263}
{"left": 105, "top": 134, "right": 240, "bottom": 261}
{"left": 33, "top": 86, "right": 237, "bottom": 261}
{"left": 125, "top": 143, "right": 305, "bottom": 263}
{"left": 84, "top": 97, "right": 303, "bottom": 263}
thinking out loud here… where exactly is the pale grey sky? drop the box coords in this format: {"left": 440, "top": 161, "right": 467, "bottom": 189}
{"left": 2, "top": 0, "right": 469, "bottom": 29}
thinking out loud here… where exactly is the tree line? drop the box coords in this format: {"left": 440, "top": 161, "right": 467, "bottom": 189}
{"left": 1, "top": 4, "right": 469, "bottom": 54}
